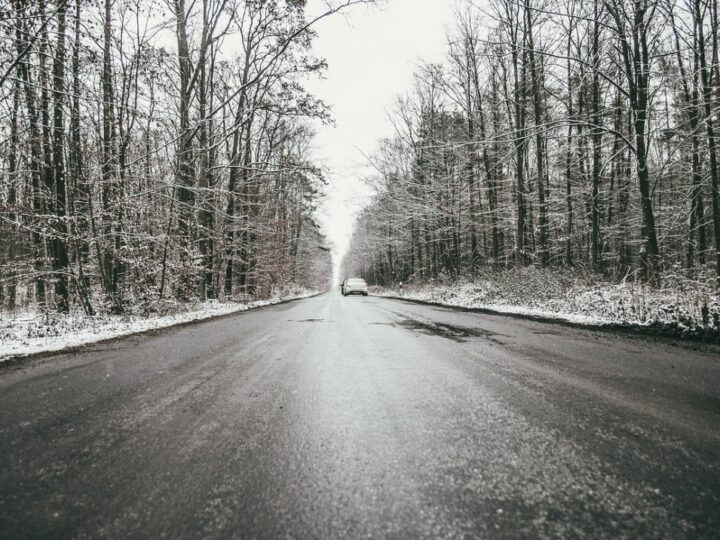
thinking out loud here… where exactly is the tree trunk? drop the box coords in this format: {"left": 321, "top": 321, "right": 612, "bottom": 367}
{"left": 525, "top": 1, "right": 549, "bottom": 267}
{"left": 605, "top": 0, "right": 661, "bottom": 284}
{"left": 101, "top": 0, "right": 121, "bottom": 309}
{"left": 174, "top": 0, "right": 196, "bottom": 300}
{"left": 51, "top": 0, "right": 70, "bottom": 312}
{"left": 694, "top": 0, "right": 720, "bottom": 284}
{"left": 15, "top": 0, "right": 46, "bottom": 306}
{"left": 590, "top": 1, "right": 603, "bottom": 271}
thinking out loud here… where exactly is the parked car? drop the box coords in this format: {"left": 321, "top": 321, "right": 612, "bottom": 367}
{"left": 342, "top": 278, "right": 368, "bottom": 296}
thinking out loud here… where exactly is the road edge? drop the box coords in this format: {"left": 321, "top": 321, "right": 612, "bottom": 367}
{"left": 377, "top": 294, "right": 720, "bottom": 348}
{"left": 0, "top": 292, "right": 323, "bottom": 369}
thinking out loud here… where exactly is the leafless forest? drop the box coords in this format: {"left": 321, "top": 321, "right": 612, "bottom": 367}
{"left": 345, "top": 0, "right": 720, "bottom": 293}
{"left": 0, "top": 0, "right": 354, "bottom": 315}
{"left": 2, "top": 0, "right": 720, "bottom": 320}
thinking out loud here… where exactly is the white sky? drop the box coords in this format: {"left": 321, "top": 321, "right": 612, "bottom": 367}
{"left": 304, "top": 0, "right": 455, "bottom": 280}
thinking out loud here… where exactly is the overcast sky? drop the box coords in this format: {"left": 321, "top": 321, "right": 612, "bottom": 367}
{"left": 304, "top": 0, "right": 455, "bottom": 278}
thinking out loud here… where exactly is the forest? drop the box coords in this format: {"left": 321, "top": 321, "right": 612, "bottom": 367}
{"left": 0, "top": 0, "right": 356, "bottom": 316}
{"left": 345, "top": 0, "right": 720, "bottom": 294}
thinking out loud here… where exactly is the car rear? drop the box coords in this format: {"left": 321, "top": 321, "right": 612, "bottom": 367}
{"left": 343, "top": 278, "right": 368, "bottom": 296}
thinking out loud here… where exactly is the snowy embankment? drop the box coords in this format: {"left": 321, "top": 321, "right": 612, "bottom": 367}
{"left": 0, "top": 287, "right": 319, "bottom": 361}
{"left": 375, "top": 269, "right": 720, "bottom": 341}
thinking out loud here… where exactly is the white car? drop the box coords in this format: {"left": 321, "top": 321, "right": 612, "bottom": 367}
{"left": 342, "top": 278, "right": 368, "bottom": 296}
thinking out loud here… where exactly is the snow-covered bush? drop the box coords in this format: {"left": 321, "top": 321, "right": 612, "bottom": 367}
{"left": 378, "top": 268, "right": 720, "bottom": 340}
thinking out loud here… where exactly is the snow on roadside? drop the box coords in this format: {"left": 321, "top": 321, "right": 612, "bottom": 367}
{"left": 0, "top": 288, "right": 319, "bottom": 361}
{"left": 373, "top": 269, "right": 720, "bottom": 339}
{"left": 378, "top": 289, "right": 614, "bottom": 326}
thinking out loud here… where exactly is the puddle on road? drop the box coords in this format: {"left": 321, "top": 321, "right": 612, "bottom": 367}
{"left": 531, "top": 329, "right": 563, "bottom": 336}
{"left": 400, "top": 319, "right": 499, "bottom": 343}
{"left": 373, "top": 318, "right": 506, "bottom": 344}
{"left": 288, "top": 318, "right": 331, "bottom": 323}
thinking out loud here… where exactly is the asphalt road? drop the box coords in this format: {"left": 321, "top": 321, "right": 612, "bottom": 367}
{"left": 1, "top": 293, "right": 719, "bottom": 538}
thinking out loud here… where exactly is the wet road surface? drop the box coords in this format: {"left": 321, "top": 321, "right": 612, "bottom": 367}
{"left": 1, "top": 293, "right": 719, "bottom": 538}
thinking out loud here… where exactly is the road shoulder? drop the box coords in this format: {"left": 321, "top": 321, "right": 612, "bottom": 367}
{"left": 376, "top": 294, "right": 720, "bottom": 349}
